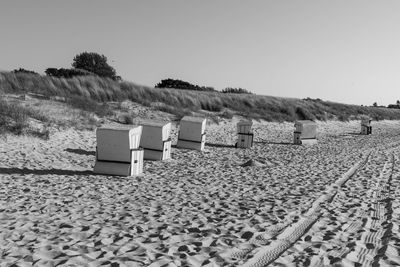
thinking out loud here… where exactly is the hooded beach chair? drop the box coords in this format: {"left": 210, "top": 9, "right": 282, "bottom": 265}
{"left": 293, "top": 120, "right": 317, "bottom": 145}
{"left": 177, "top": 116, "right": 206, "bottom": 151}
{"left": 94, "top": 126, "right": 144, "bottom": 176}
{"left": 140, "top": 121, "right": 172, "bottom": 160}
{"left": 360, "top": 117, "right": 372, "bottom": 135}
{"left": 236, "top": 120, "right": 253, "bottom": 148}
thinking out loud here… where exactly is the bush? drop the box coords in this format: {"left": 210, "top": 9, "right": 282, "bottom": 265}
{"left": 116, "top": 113, "right": 134, "bottom": 124}
{"left": 221, "top": 87, "right": 252, "bottom": 94}
{"left": 45, "top": 68, "right": 94, "bottom": 79}
{"left": 12, "top": 68, "right": 39, "bottom": 75}
{"left": 72, "top": 52, "right": 119, "bottom": 80}
{"left": 155, "top": 78, "right": 215, "bottom": 91}
{"left": 220, "top": 110, "right": 234, "bottom": 119}
{"left": 388, "top": 104, "right": 400, "bottom": 109}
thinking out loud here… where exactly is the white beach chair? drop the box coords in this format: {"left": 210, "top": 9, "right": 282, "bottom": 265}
{"left": 94, "top": 126, "right": 144, "bottom": 176}
{"left": 140, "top": 121, "right": 172, "bottom": 160}
{"left": 177, "top": 116, "right": 206, "bottom": 151}
{"left": 360, "top": 117, "right": 372, "bottom": 135}
{"left": 236, "top": 120, "right": 253, "bottom": 148}
{"left": 294, "top": 120, "right": 317, "bottom": 145}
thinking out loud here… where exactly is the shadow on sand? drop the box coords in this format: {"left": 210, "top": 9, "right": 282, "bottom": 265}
{"left": 171, "top": 143, "right": 236, "bottom": 149}
{"left": 345, "top": 132, "right": 362, "bottom": 136}
{"left": 206, "top": 143, "right": 236, "bottom": 148}
{"left": 254, "top": 141, "right": 293, "bottom": 146}
{"left": 0, "top": 167, "right": 94, "bottom": 176}
{"left": 65, "top": 148, "right": 96, "bottom": 156}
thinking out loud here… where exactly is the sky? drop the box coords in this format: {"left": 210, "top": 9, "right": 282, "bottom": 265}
{"left": 1, "top": 0, "right": 400, "bottom": 106}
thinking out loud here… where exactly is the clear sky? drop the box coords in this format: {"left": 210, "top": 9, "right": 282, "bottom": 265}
{"left": 1, "top": 0, "right": 400, "bottom": 106}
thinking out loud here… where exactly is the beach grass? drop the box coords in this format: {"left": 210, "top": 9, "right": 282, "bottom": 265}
{"left": 1, "top": 71, "right": 400, "bottom": 122}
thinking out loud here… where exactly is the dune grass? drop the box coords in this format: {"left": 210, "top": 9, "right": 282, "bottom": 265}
{"left": 0, "top": 97, "right": 50, "bottom": 138}
{"left": 1, "top": 71, "right": 400, "bottom": 122}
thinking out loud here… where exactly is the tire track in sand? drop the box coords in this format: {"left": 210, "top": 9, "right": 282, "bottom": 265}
{"left": 230, "top": 152, "right": 371, "bottom": 267}
{"left": 345, "top": 154, "right": 394, "bottom": 266}
{"left": 385, "top": 154, "right": 400, "bottom": 264}
{"left": 274, "top": 151, "right": 398, "bottom": 266}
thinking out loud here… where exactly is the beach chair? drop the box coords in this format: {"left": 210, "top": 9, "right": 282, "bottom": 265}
{"left": 294, "top": 120, "right": 317, "bottom": 145}
{"left": 177, "top": 116, "right": 206, "bottom": 151}
{"left": 360, "top": 117, "right": 372, "bottom": 135}
{"left": 140, "top": 121, "right": 172, "bottom": 160}
{"left": 236, "top": 120, "right": 253, "bottom": 148}
{"left": 94, "top": 126, "right": 144, "bottom": 176}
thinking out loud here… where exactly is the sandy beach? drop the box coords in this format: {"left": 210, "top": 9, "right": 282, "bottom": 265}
{"left": 1, "top": 119, "right": 400, "bottom": 266}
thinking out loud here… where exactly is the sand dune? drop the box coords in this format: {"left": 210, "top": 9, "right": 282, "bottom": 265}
{"left": 1, "top": 120, "right": 400, "bottom": 266}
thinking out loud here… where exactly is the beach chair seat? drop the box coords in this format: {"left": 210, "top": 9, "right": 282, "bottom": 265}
{"left": 143, "top": 139, "right": 172, "bottom": 160}
{"left": 293, "top": 132, "right": 318, "bottom": 145}
{"left": 361, "top": 125, "right": 372, "bottom": 135}
{"left": 237, "top": 133, "right": 254, "bottom": 148}
{"left": 177, "top": 135, "right": 206, "bottom": 151}
{"left": 94, "top": 148, "right": 144, "bottom": 176}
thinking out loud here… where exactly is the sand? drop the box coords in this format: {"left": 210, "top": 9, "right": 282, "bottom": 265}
{"left": 1, "top": 119, "right": 400, "bottom": 266}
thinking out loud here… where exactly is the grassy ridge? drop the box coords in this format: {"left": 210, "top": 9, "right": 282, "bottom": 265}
{"left": 1, "top": 71, "right": 400, "bottom": 122}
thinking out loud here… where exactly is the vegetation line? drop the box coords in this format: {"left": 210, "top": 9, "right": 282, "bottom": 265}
{"left": 2, "top": 72, "right": 400, "bottom": 124}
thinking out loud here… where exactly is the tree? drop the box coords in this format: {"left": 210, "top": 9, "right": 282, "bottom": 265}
{"left": 373, "top": 102, "right": 378, "bottom": 107}
{"left": 72, "top": 52, "right": 118, "bottom": 80}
